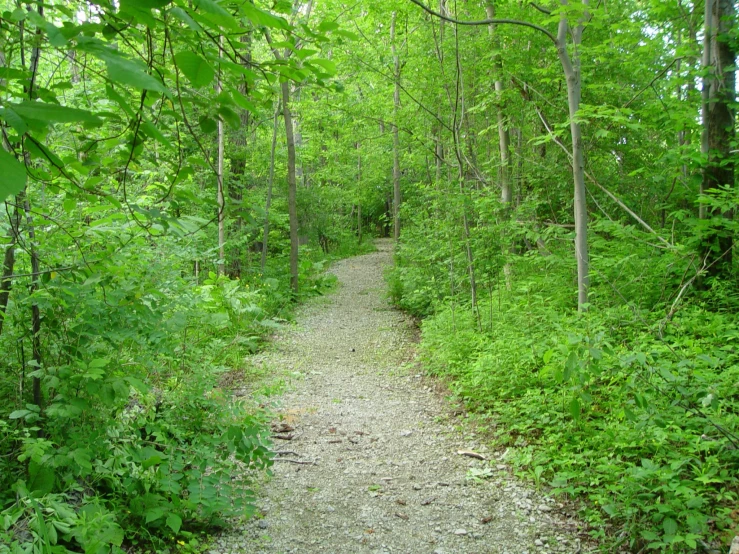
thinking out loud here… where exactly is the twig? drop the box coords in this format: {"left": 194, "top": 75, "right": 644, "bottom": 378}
{"left": 406, "top": 0, "right": 557, "bottom": 44}
{"left": 273, "top": 458, "right": 316, "bottom": 465}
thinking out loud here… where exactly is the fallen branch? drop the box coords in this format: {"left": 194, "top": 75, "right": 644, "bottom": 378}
{"left": 457, "top": 449, "right": 486, "bottom": 460}
{"left": 273, "top": 458, "right": 316, "bottom": 465}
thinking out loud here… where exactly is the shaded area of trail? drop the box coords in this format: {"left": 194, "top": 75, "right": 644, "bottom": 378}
{"left": 218, "top": 240, "right": 591, "bottom": 554}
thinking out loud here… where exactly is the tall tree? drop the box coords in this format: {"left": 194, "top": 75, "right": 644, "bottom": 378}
{"left": 391, "top": 11, "right": 403, "bottom": 241}
{"left": 701, "top": 0, "right": 735, "bottom": 276}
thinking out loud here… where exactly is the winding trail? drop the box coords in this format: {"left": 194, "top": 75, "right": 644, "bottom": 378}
{"left": 221, "top": 240, "right": 591, "bottom": 554}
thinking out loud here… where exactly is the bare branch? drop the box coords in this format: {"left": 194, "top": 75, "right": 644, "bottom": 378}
{"left": 406, "top": 0, "right": 556, "bottom": 44}
{"left": 529, "top": 2, "right": 552, "bottom": 15}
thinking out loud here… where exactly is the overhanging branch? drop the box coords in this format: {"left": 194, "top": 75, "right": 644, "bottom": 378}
{"left": 406, "top": 0, "right": 556, "bottom": 44}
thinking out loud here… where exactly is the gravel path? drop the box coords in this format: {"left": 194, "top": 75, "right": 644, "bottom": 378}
{"left": 221, "top": 239, "right": 593, "bottom": 554}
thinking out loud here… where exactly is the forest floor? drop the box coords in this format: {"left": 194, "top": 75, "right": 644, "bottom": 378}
{"left": 217, "top": 239, "right": 596, "bottom": 554}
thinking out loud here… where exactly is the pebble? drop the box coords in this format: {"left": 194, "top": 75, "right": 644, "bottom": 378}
{"left": 453, "top": 529, "right": 467, "bottom": 536}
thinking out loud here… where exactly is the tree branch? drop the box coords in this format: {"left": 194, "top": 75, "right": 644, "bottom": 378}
{"left": 406, "top": 0, "right": 556, "bottom": 44}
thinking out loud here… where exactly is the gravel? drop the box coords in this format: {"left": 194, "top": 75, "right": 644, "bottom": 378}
{"left": 219, "top": 239, "right": 596, "bottom": 553}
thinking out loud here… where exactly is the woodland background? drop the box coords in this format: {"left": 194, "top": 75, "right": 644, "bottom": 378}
{"left": 1, "top": 0, "right": 738, "bottom": 552}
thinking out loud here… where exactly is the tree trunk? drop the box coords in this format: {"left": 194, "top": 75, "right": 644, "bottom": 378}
{"left": 485, "top": 1, "right": 512, "bottom": 204}
{"left": 21, "top": 191, "right": 43, "bottom": 408}
{"left": 216, "top": 36, "right": 226, "bottom": 276}
{"left": 0, "top": 193, "right": 22, "bottom": 337}
{"left": 391, "top": 12, "right": 402, "bottom": 241}
{"left": 701, "top": 0, "right": 735, "bottom": 276}
{"left": 557, "top": 0, "right": 589, "bottom": 311}
{"left": 357, "top": 146, "right": 363, "bottom": 244}
{"left": 261, "top": 99, "right": 281, "bottom": 271}
{"left": 282, "top": 80, "right": 299, "bottom": 293}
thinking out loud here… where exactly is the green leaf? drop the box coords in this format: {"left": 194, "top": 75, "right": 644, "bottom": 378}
{"left": 230, "top": 88, "right": 257, "bottom": 112}
{"left": 105, "top": 85, "right": 136, "bottom": 118}
{"left": 563, "top": 351, "right": 578, "bottom": 382}
{"left": 241, "top": 2, "right": 289, "bottom": 29}
{"left": 106, "top": 56, "right": 169, "bottom": 94}
{"left": 63, "top": 197, "right": 77, "bottom": 212}
{"left": 77, "top": 37, "right": 169, "bottom": 95}
{"left": 191, "top": 0, "right": 240, "bottom": 29}
{"left": 145, "top": 507, "right": 166, "bottom": 523}
{"left": 166, "top": 513, "right": 182, "bottom": 533}
{"left": 318, "top": 20, "right": 339, "bottom": 32}
{"left": 0, "top": 149, "right": 27, "bottom": 202}
{"left": 10, "top": 101, "right": 102, "bottom": 125}
{"left": 45, "top": 23, "right": 68, "bottom": 47}
{"left": 121, "top": 0, "right": 172, "bottom": 10}
{"left": 217, "top": 105, "right": 240, "bottom": 129}
{"left": 309, "top": 58, "right": 337, "bottom": 75}
{"left": 29, "top": 461, "right": 55, "bottom": 495}
{"left": 663, "top": 517, "right": 677, "bottom": 537}
{"left": 141, "top": 120, "right": 173, "bottom": 148}
{"left": 174, "top": 51, "right": 215, "bottom": 88}
{"left": 169, "top": 7, "right": 202, "bottom": 30}
{"left": 9, "top": 409, "right": 31, "bottom": 419}
{"left": 335, "top": 29, "right": 358, "bottom": 40}
{"left": 219, "top": 59, "right": 258, "bottom": 83}
{"left": 569, "top": 397, "right": 581, "bottom": 421}
{"left": 71, "top": 448, "right": 93, "bottom": 471}
{"left": 199, "top": 115, "right": 217, "bottom": 134}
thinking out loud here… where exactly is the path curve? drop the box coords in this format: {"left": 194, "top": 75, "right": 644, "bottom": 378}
{"left": 220, "top": 240, "right": 591, "bottom": 554}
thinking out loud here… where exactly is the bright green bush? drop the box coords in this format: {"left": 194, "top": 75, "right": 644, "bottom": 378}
{"left": 391, "top": 218, "right": 739, "bottom": 552}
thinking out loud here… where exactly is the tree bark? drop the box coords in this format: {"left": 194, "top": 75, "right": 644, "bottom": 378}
{"left": 485, "top": 1, "right": 512, "bottom": 204}
{"left": 557, "top": 0, "right": 589, "bottom": 310}
{"left": 701, "top": 0, "right": 735, "bottom": 276}
{"left": 0, "top": 202, "right": 21, "bottom": 337}
{"left": 391, "top": 12, "right": 402, "bottom": 241}
{"left": 282, "top": 80, "right": 299, "bottom": 293}
{"left": 261, "top": 100, "right": 281, "bottom": 271}
{"left": 216, "top": 36, "right": 226, "bottom": 276}
{"left": 357, "top": 145, "right": 363, "bottom": 244}
{"left": 21, "top": 191, "right": 42, "bottom": 408}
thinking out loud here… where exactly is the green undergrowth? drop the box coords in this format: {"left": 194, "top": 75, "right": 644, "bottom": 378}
{"left": 0, "top": 236, "right": 372, "bottom": 554}
{"left": 388, "top": 227, "right": 739, "bottom": 552}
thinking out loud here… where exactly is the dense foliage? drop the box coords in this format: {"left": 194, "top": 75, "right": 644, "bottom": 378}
{"left": 1, "top": 0, "right": 738, "bottom": 551}
{"left": 0, "top": 0, "right": 378, "bottom": 550}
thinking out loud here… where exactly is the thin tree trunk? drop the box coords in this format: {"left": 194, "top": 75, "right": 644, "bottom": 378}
{"left": 0, "top": 204, "right": 19, "bottom": 336}
{"left": 216, "top": 36, "right": 226, "bottom": 276}
{"left": 700, "top": 0, "right": 713, "bottom": 222}
{"left": 391, "top": 12, "right": 402, "bottom": 241}
{"left": 485, "top": 1, "right": 511, "bottom": 204}
{"left": 0, "top": 245, "right": 14, "bottom": 336}
{"left": 282, "top": 81, "right": 299, "bottom": 293}
{"left": 18, "top": 2, "right": 43, "bottom": 408}
{"left": 21, "top": 191, "right": 42, "bottom": 408}
{"left": 558, "top": 0, "right": 589, "bottom": 310}
{"left": 261, "top": 100, "right": 281, "bottom": 271}
{"left": 357, "top": 146, "right": 363, "bottom": 244}
{"left": 451, "top": 12, "right": 479, "bottom": 320}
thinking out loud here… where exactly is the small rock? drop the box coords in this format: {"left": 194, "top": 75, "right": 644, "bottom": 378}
{"left": 534, "top": 539, "right": 544, "bottom": 547}
{"left": 399, "top": 430, "right": 413, "bottom": 437}
{"left": 257, "top": 520, "right": 268, "bottom": 529}
{"left": 453, "top": 528, "right": 467, "bottom": 536}
{"left": 537, "top": 504, "right": 552, "bottom": 512}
